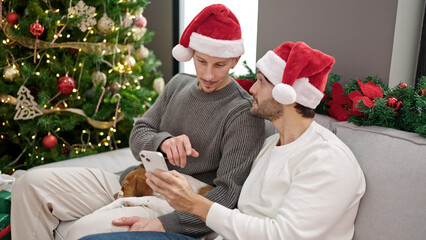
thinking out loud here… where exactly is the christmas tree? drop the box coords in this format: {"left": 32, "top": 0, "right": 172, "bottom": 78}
{"left": 0, "top": 0, "right": 164, "bottom": 174}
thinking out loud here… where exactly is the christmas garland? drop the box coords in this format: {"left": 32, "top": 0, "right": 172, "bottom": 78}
{"left": 316, "top": 74, "right": 426, "bottom": 137}
{"left": 232, "top": 64, "right": 426, "bottom": 137}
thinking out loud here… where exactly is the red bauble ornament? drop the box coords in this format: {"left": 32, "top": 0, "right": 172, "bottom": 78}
{"left": 109, "top": 82, "right": 120, "bottom": 92}
{"left": 133, "top": 16, "right": 147, "bottom": 28}
{"left": 386, "top": 97, "right": 398, "bottom": 107}
{"left": 419, "top": 88, "right": 425, "bottom": 96}
{"left": 6, "top": 12, "right": 20, "bottom": 25}
{"left": 57, "top": 76, "right": 76, "bottom": 94}
{"left": 43, "top": 134, "right": 58, "bottom": 149}
{"left": 386, "top": 97, "right": 404, "bottom": 111}
{"left": 30, "top": 22, "right": 45, "bottom": 37}
{"left": 398, "top": 82, "right": 407, "bottom": 88}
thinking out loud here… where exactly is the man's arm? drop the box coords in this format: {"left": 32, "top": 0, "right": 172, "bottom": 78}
{"left": 129, "top": 77, "right": 176, "bottom": 161}
{"left": 158, "top": 107, "right": 266, "bottom": 237}
{"left": 205, "top": 147, "right": 365, "bottom": 240}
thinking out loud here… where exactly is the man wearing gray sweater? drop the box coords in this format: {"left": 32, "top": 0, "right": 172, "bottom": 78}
{"left": 112, "top": 4, "right": 266, "bottom": 238}
{"left": 123, "top": 70, "right": 264, "bottom": 236}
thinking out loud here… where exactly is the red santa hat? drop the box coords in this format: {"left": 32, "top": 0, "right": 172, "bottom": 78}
{"left": 256, "top": 41, "right": 335, "bottom": 109}
{"left": 172, "top": 4, "right": 244, "bottom": 62}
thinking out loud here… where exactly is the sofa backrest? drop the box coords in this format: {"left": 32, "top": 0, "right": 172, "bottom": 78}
{"left": 334, "top": 122, "right": 426, "bottom": 240}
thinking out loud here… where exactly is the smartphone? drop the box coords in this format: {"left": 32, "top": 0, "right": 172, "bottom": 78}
{"left": 139, "top": 150, "right": 169, "bottom": 173}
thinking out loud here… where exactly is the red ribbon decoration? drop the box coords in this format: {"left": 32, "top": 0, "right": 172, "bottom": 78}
{"left": 95, "top": 87, "right": 106, "bottom": 113}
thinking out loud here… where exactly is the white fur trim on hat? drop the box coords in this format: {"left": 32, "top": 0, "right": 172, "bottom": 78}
{"left": 189, "top": 32, "right": 244, "bottom": 58}
{"left": 292, "top": 77, "right": 324, "bottom": 108}
{"left": 272, "top": 83, "right": 297, "bottom": 105}
{"left": 172, "top": 44, "right": 194, "bottom": 62}
{"left": 256, "top": 51, "right": 286, "bottom": 85}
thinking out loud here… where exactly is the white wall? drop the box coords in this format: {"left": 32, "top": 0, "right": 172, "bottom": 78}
{"left": 389, "top": 0, "right": 425, "bottom": 87}
{"left": 145, "top": 1, "right": 425, "bottom": 87}
{"left": 257, "top": 0, "right": 408, "bottom": 86}
{"left": 179, "top": 0, "right": 259, "bottom": 76}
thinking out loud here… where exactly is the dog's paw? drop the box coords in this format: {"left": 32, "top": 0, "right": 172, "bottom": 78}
{"left": 93, "top": 196, "right": 174, "bottom": 215}
{"left": 122, "top": 199, "right": 144, "bottom": 207}
{"left": 120, "top": 197, "right": 150, "bottom": 207}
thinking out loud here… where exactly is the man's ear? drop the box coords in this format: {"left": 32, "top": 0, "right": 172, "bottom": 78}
{"left": 232, "top": 56, "right": 241, "bottom": 68}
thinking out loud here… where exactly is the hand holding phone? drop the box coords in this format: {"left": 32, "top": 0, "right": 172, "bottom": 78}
{"left": 139, "top": 150, "right": 169, "bottom": 173}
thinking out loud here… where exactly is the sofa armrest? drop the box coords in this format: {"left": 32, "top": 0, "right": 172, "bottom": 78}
{"left": 335, "top": 122, "right": 426, "bottom": 240}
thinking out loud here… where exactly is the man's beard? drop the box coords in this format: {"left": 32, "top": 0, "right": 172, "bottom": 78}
{"left": 250, "top": 98, "right": 283, "bottom": 121}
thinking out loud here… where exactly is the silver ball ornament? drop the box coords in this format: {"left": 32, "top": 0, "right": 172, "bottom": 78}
{"left": 121, "top": 55, "right": 136, "bottom": 68}
{"left": 132, "top": 27, "right": 147, "bottom": 41}
{"left": 97, "top": 13, "right": 114, "bottom": 35}
{"left": 91, "top": 71, "right": 107, "bottom": 87}
{"left": 135, "top": 45, "right": 149, "bottom": 61}
{"left": 153, "top": 77, "right": 165, "bottom": 94}
{"left": 3, "top": 65, "right": 20, "bottom": 82}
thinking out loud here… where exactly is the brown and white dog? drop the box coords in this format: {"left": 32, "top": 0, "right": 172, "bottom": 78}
{"left": 95, "top": 164, "right": 213, "bottom": 213}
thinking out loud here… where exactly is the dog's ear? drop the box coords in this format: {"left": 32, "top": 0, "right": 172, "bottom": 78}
{"left": 133, "top": 175, "right": 153, "bottom": 197}
{"left": 120, "top": 175, "right": 135, "bottom": 198}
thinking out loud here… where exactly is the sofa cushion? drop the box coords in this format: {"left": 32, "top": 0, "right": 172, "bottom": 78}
{"left": 335, "top": 122, "right": 426, "bottom": 240}
{"left": 32, "top": 148, "right": 139, "bottom": 174}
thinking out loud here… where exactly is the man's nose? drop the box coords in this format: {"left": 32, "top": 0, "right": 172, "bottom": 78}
{"left": 249, "top": 81, "right": 258, "bottom": 95}
{"left": 204, "top": 65, "right": 214, "bottom": 81}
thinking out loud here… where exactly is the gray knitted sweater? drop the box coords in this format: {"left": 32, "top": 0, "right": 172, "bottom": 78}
{"left": 129, "top": 73, "right": 265, "bottom": 237}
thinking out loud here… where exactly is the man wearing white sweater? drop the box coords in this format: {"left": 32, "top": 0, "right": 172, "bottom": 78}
{"left": 80, "top": 41, "right": 366, "bottom": 240}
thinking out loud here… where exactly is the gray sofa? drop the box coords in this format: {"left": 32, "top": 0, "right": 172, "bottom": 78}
{"left": 31, "top": 114, "right": 426, "bottom": 240}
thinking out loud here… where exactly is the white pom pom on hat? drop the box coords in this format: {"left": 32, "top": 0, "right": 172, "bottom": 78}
{"left": 172, "top": 4, "right": 244, "bottom": 62}
{"left": 256, "top": 41, "right": 335, "bottom": 108}
{"left": 172, "top": 44, "right": 194, "bottom": 62}
{"left": 272, "top": 83, "right": 297, "bottom": 105}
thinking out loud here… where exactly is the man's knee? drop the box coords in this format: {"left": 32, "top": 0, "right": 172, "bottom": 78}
{"left": 12, "top": 169, "right": 49, "bottom": 195}
{"left": 66, "top": 212, "right": 128, "bottom": 240}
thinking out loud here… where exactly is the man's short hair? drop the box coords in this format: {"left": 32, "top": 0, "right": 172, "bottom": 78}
{"left": 294, "top": 103, "right": 315, "bottom": 118}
